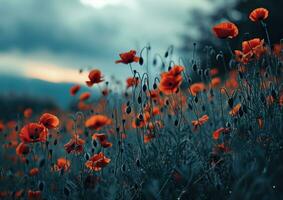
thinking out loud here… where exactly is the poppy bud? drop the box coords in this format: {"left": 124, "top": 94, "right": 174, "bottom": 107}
{"left": 228, "top": 98, "right": 234, "bottom": 108}
{"left": 106, "top": 81, "right": 109, "bottom": 85}
{"left": 153, "top": 83, "right": 157, "bottom": 89}
{"left": 174, "top": 120, "right": 178, "bottom": 126}
{"left": 126, "top": 101, "right": 130, "bottom": 106}
{"left": 166, "top": 100, "right": 170, "bottom": 105}
{"left": 84, "top": 153, "right": 90, "bottom": 160}
{"left": 138, "top": 96, "right": 142, "bottom": 104}
{"left": 91, "top": 148, "right": 95, "bottom": 153}
{"left": 92, "top": 140, "right": 97, "bottom": 147}
{"left": 216, "top": 53, "right": 223, "bottom": 61}
{"left": 122, "top": 164, "right": 126, "bottom": 172}
{"left": 202, "top": 105, "right": 206, "bottom": 111}
{"left": 133, "top": 70, "right": 137, "bottom": 74}
{"left": 64, "top": 187, "right": 70, "bottom": 197}
{"left": 188, "top": 103, "right": 193, "bottom": 110}
{"left": 164, "top": 51, "right": 169, "bottom": 58}
{"left": 210, "top": 89, "right": 214, "bottom": 96}
{"left": 271, "top": 90, "right": 277, "bottom": 99}
{"left": 116, "top": 127, "right": 120, "bottom": 132}
{"left": 143, "top": 84, "right": 147, "bottom": 92}
{"left": 198, "top": 69, "right": 203, "bottom": 76}
{"left": 239, "top": 71, "right": 243, "bottom": 79}
{"left": 136, "top": 159, "right": 141, "bottom": 167}
{"left": 192, "top": 64, "right": 197, "bottom": 71}
{"left": 226, "top": 122, "right": 231, "bottom": 128}
{"left": 194, "top": 96, "right": 198, "bottom": 103}
{"left": 138, "top": 114, "right": 144, "bottom": 120}
{"left": 168, "top": 66, "right": 172, "bottom": 71}
{"left": 139, "top": 57, "right": 144, "bottom": 65}
{"left": 153, "top": 58, "right": 157, "bottom": 66}
{"left": 38, "top": 181, "right": 44, "bottom": 191}
{"left": 126, "top": 106, "right": 131, "bottom": 114}
{"left": 204, "top": 69, "right": 209, "bottom": 77}
{"left": 188, "top": 77, "right": 192, "bottom": 83}
{"left": 53, "top": 139, "right": 57, "bottom": 146}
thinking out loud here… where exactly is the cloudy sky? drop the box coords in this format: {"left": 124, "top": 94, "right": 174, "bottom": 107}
{"left": 0, "top": 0, "right": 227, "bottom": 85}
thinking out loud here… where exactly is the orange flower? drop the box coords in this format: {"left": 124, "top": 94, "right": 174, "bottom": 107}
{"left": 85, "top": 152, "right": 111, "bottom": 171}
{"left": 192, "top": 115, "right": 209, "bottom": 129}
{"left": 28, "top": 190, "right": 41, "bottom": 200}
{"left": 29, "top": 168, "right": 40, "bottom": 176}
{"left": 53, "top": 158, "right": 71, "bottom": 172}
{"left": 16, "top": 142, "right": 30, "bottom": 156}
{"left": 115, "top": 50, "right": 140, "bottom": 64}
{"left": 85, "top": 115, "right": 112, "bottom": 130}
{"left": 64, "top": 136, "right": 85, "bottom": 154}
{"left": 92, "top": 133, "right": 112, "bottom": 148}
{"left": 212, "top": 22, "right": 238, "bottom": 39}
{"left": 79, "top": 92, "right": 91, "bottom": 101}
{"left": 249, "top": 8, "right": 269, "bottom": 22}
{"left": 257, "top": 116, "right": 264, "bottom": 129}
{"left": 211, "top": 77, "right": 221, "bottom": 88}
{"left": 242, "top": 38, "right": 265, "bottom": 58}
{"left": 189, "top": 82, "right": 206, "bottom": 96}
{"left": 213, "top": 127, "right": 230, "bottom": 140}
{"left": 229, "top": 103, "right": 241, "bottom": 116}
{"left": 126, "top": 77, "right": 139, "bottom": 88}
{"left": 70, "top": 84, "right": 81, "bottom": 96}
{"left": 39, "top": 113, "right": 59, "bottom": 129}
{"left": 24, "top": 108, "right": 33, "bottom": 118}
{"left": 168, "top": 65, "right": 185, "bottom": 76}
{"left": 144, "top": 133, "right": 155, "bottom": 143}
{"left": 210, "top": 68, "right": 219, "bottom": 76}
{"left": 19, "top": 123, "right": 48, "bottom": 143}
{"left": 86, "top": 69, "right": 104, "bottom": 87}
{"left": 159, "top": 73, "right": 183, "bottom": 95}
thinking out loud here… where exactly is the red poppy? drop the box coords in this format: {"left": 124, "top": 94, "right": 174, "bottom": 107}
{"left": 52, "top": 158, "right": 71, "bottom": 172}
{"left": 211, "top": 77, "right": 221, "bottom": 88}
{"left": 212, "top": 127, "right": 230, "bottom": 140}
{"left": 86, "top": 69, "right": 104, "bottom": 87}
{"left": 85, "top": 115, "right": 112, "bottom": 130}
{"left": 212, "top": 22, "right": 239, "bottom": 39}
{"left": 64, "top": 136, "right": 85, "bottom": 154}
{"left": 79, "top": 92, "right": 91, "bottom": 101}
{"left": 115, "top": 50, "right": 140, "bottom": 64}
{"left": 0, "top": 121, "right": 4, "bottom": 132}
{"left": 16, "top": 142, "right": 30, "bottom": 156}
{"left": 159, "top": 73, "right": 183, "bottom": 95}
{"left": 249, "top": 8, "right": 269, "bottom": 22}
{"left": 126, "top": 77, "right": 139, "bottom": 88}
{"left": 92, "top": 133, "right": 112, "bottom": 148}
{"left": 19, "top": 123, "right": 48, "bottom": 143}
{"left": 189, "top": 82, "right": 206, "bottom": 96}
{"left": 70, "top": 84, "right": 81, "bottom": 96}
{"left": 29, "top": 168, "right": 40, "bottom": 176}
{"left": 144, "top": 133, "right": 155, "bottom": 143}
{"left": 24, "top": 108, "right": 33, "bottom": 118}
{"left": 28, "top": 190, "right": 41, "bottom": 200}
{"left": 242, "top": 38, "right": 265, "bottom": 58}
{"left": 39, "top": 113, "right": 59, "bottom": 129}
{"left": 85, "top": 152, "right": 111, "bottom": 171}
{"left": 168, "top": 65, "right": 185, "bottom": 76}
{"left": 210, "top": 68, "right": 219, "bottom": 76}
{"left": 192, "top": 115, "right": 209, "bottom": 130}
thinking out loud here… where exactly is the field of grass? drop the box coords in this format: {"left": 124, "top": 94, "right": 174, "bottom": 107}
{"left": 0, "top": 7, "right": 282, "bottom": 200}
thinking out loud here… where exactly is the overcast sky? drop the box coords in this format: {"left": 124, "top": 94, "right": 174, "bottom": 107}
{"left": 0, "top": 0, "right": 229, "bottom": 84}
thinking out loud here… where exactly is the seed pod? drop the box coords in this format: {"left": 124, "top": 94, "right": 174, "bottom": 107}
{"left": 194, "top": 96, "right": 198, "bottom": 103}
{"left": 153, "top": 58, "right": 157, "bottom": 66}
{"left": 38, "top": 181, "right": 44, "bottom": 191}
{"left": 138, "top": 114, "right": 144, "bottom": 120}
{"left": 188, "top": 77, "right": 192, "bottom": 83}
{"left": 53, "top": 139, "right": 57, "bottom": 146}
{"left": 84, "top": 153, "right": 90, "bottom": 160}
{"left": 122, "top": 164, "right": 126, "bottom": 172}
{"left": 164, "top": 51, "right": 169, "bottom": 58}
{"left": 174, "top": 120, "right": 178, "bottom": 126}
{"left": 138, "top": 96, "right": 142, "bottom": 104}
{"left": 192, "top": 64, "right": 197, "bottom": 71}
{"left": 136, "top": 159, "right": 141, "bottom": 167}
{"left": 139, "top": 57, "right": 144, "bottom": 65}
{"left": 228, "top": 98, "right": 234, "bottom": 108}
{"left": 226, "top": 122, "right": 231, "bottom": 128}
{"left": 198, "top": 69, "right": 203, "bottom": 76}
{"left": 143, "top": 84, "right": 147, "bottom": 92}
{"left": 204, "top": 69, "right": 209, "bottom": 77}
{"left": 126, "top": 106, "right": 131, "bottom": 114}
{"left": 168, "top": 66, "right": 172, "bottom": 71}
{"left": 92, "top": 140, "right": 97, "bottom": 147}
{"left": 153, "top": 83, "right": 157, "bottom": 89}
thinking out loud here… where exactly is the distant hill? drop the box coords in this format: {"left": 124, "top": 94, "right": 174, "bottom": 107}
{"left": 0, "top": 75, "right": 88, "bottom": 109}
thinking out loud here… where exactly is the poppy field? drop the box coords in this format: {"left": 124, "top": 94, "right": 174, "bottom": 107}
{"left": 0, "top": 7, "right": 283, "bottom": 200}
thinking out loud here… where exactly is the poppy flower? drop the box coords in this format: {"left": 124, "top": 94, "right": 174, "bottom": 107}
{"left": 192, "top": 115, "right": 209, "bottom": 130}
{"left": 0, "top": 121, "right": 4, "bottom": 132}
{"left": 211, "top": 77, "right": 221, "bottom": 88}
{"left": 210, "top": 68, "right": 219, "bottom": 76}
{"left": 28, "top": 190, "right": 41, "bottom": 200}
{"left": 159, "top": 73, "right": 183, "bottom": 95}
{"left": 79, "top": 92, "right": 91, "bottom": 101}
{"left": 19, "top": 123, "right": 48, "bottom": 143}
{"left": 86, "top": 69, "right": 104, "bottom": 87}
{"left": 189, "top": 82, "right": 206, "bottom": 96}
{"left": 115, "top": 50, "right": 140, "bottom": 64}
{"left": 168, "top": 65, "right": 185, "bottom": 76}
{"left": 70, "top": 84, "right": 81, "bottom": 96}
{"left": 212, "top": 22, "right": 239, "bottom": 39}
{"left": 29, "top": 168, "right": 40, "bottom": 176}
{"left": 16, "top": 142, "right": 30, "bottom": 156}
{"left": 64, "top": 136, "right": 85, "bottom": 154}
{"left": 24, "top": 108, "right": 33, "bottom": 119}
{"left": 213, "top": 127, "right": 230, "bottom": 140}
{"left": 249, "top": 8, "right": 269, "bottom": 22}
{"left": 229, "top": 103, "right": 241, "bottom": 116}
{"left": 85, "top": 152, "right": 111, "bottom": 171}
{"left": 52, "top": 158, "right": 71, "bottom": 172}
{"left": 144, "top": 133, "right": 155, "bottom": 143}
{"left": 92, "top": 133, "right": 112, "bottom": 148}
{"left": 242, "top": 38, "right": 266, "bottom": 58}
{"left": 85, "top": 115, "right": 112, "bottom": 130}
{"left": 39, "top": 113, "right": 59, "bottom": 129}
{"left": 126, "top": 77, "right": 139, "bottom": 88}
